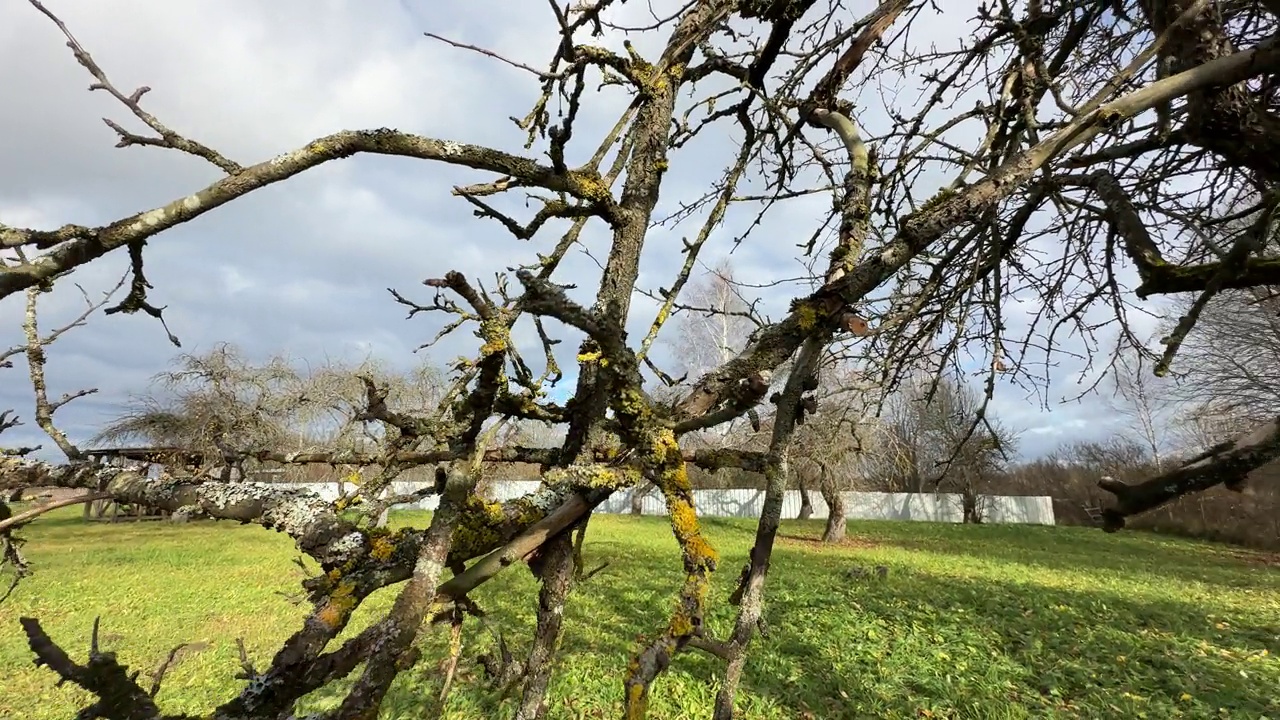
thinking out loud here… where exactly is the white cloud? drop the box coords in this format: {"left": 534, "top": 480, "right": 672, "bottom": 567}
{"left": 218, "top": 265, "right": 255, "bottom": 296}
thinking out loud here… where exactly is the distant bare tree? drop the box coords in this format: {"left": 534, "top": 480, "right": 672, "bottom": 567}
{"left": 1173, "top": 401, "right": 1262, "bottom": 451}
{"left": 870, "top": 372, "right": 1018, "bottom": 522}
{"left": 91, "top": 344, "right": 302, "bottom": 467}
{"left": 1167, "top": 288, "right": 1280, "bottom": 416}
{"left": 96, "top": 348, "right": 448, "bottom": 452}
{"left": 1067, "top": 438, "right": 1155, "bottom": 482}
{"left": 790, "top": 366, "right": 878, "bottom": 541}
{"left": 666, "top": 259, "right": 759, "bottom": 385}
{"left": 1106, "top": 346, "right": 1177, "bottom": 472}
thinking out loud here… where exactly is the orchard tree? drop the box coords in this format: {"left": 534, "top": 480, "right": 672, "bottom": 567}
{"left": 789, "top": 364, "right": 881, "bottom": 541}
{"left": 4, "top": 0, "right": 1280, "bottom": 718}
{"left": 89, "top": 343, "right": 306, "bottom": 471}
{"left": 867, "top": 371, "right": 1018, "bottom": 521}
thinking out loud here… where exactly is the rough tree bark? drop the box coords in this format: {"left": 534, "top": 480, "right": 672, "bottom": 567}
{"left": 818, "top": 464, "right": 846, "bottom": 543}
{"left": 796, "top": 478, "right": 814, "bottom": 520}
{"left": 514, "top": 531, "right": 576, "bottom": 720}
{"left": 713, "top": 337, "right": 826, "bottom": 720}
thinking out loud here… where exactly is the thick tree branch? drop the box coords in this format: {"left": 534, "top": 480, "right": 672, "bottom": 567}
{"left": 675, "top": 33, "right": 1280, "bottom": 424}
{"left": 0, "top": 459, "right": 366, "bottom": 568}
{"left": 1100, "top": 415, "right": 1280, "bottom": 530}
{"left": 0, "top": 131, "right": 611, "bottom": 299}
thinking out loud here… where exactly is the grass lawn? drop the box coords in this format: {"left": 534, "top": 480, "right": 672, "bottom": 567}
{"left": 1, "top": 508, "right": 1278, "bottom": 719}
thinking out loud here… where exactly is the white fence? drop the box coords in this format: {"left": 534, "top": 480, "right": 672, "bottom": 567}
{"left": 282, "top": 481, "right": 1055, "bottom": 525}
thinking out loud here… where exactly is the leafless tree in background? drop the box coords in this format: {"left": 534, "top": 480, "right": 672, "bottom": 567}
{"left": 789, "top": 364, "right": 879, "bottom": 541}
{"left": 1168, "top": 288, "right": 1280, "bottom": 412}
{"left": 91, "top": 344, "right": 302, "bottom": 471}
{"left": 651, "top": 260, "right": 762, "bottom": 501}
{"left": 665, "top": 259, "right": 760, "bottom": 393}
{"left": 5, "top": 0, "right": 1280, "bottom": 717}
{"left": 91, "top": 345, "right": 450, "bottom": 480}
{"left": 1152, "top": 189, "right": 1280, "bottom": 454}
{"left": 1106, "top": 346, "right": 1176, "bottom": 472}
{"left": 867, "top": 371, "right": 1018, "bottom": 521}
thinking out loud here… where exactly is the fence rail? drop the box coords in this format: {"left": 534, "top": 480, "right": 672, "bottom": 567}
{"left": 280, "top": 481, "right": 1055, "bottom": 525}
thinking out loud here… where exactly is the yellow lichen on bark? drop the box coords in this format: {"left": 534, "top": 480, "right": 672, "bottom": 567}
{"left": 477, "top": 316, "right": 510, "bottom": 357}
{"left": 577, "top": 349, "right": 609, "bottom": 367}
{"left": 447, "top": 495, "right": 506, "bottom": 558}
{"left": 567, "top": 169, "right": 614, "bottom": 202}
{"left": 625, "top": 684, "right": 649, "bottom": 720}
{"left": 642, "top": 429, "right": 719, "bottom": 648}
{"left": 369, "top": 535, "right": 396, "bottom": 561}
{"left": 445, "top": 491, "right": 560, "bottom": 563}
{"left": 608, "top": 382, "right": 719, "bottom": 719}
{"left": 795, "top": 301, "right": 819, "bottom": 330}
{"left": 546, "top": 464, "right": 641, "bottom": 490}
{"left": 315, "top": 580, "right": 358, "bottom": 630}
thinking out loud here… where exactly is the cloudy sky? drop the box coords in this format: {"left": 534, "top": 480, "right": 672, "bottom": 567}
{"left": 0, "top": 0, "right": 1177, "bottom": 462}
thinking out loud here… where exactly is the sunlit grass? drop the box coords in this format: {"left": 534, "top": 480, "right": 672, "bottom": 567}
{"left": 2, "top": 507, "right": 1277, "bottom": 718}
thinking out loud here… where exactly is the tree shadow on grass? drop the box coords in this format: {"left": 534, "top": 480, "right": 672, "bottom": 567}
{"left": 742, "top": 546, "right": 1280, "bottom": 718}
{"left": 777, "top": 518, "right": 1280, "bottom": 593}
{"left": 296, "top": 520, "right": 1279, "bottom": 719}
{"left": 22, "top": 511, "right": 1266, "bottom": 718}
{"left": 15, "top": 511, "right": 1273, "bottom": 718}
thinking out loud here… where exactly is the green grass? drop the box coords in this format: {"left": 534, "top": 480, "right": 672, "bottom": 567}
{"left": 2, "top": 509, "right": 1278, "bottom": 719}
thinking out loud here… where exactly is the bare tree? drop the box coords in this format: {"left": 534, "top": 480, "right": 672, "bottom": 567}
{"left": 789, "top": 365, "right": 879, "bottom": 541}
{"left": 92, "top": 347, "right": 451, "bottom": 487}
{"left": 1000, "top": 437, "right": 1157, "bottom": 526}
{"left": 91, "top": 344, "right": 302, "bottom": 471}
{"left": 1173, "top": 400, "right": 1263, "bottom": 451}
{"left": 870, "top": 372, "right": 1018, "bottom": 522}
{"left": 1165, "top": 286, "right": 1280, "bottom": 407}
{"left": 665, "top": 258, "right": 759, "bottom": 390}
{"left": 5, "top": 1, "right": 1280, "bottom": 718}
{"left": 1106, "top": 346, "right": 1177, "bottom": 472}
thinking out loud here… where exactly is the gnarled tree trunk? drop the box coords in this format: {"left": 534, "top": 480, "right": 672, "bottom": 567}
{"left": 797, "top": 476, "right": 814, "bottom": 520}
{"left": 819, "top": 465, "right": 845, "bottom": 542}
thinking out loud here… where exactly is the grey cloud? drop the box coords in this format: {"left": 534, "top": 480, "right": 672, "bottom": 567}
{"left": 0, "top": 0, "right": 1135, "bottom": 465}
